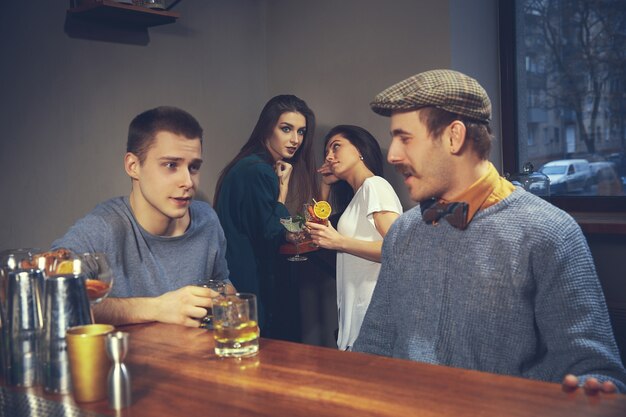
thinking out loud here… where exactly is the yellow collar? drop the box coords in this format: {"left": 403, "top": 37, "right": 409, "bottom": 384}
{"left": 442, "top": 162, "right": 515, "bottom": 225}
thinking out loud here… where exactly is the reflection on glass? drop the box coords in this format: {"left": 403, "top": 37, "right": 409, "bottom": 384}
{"left": 516, "top": 0, "right": 625, "bottom": 196}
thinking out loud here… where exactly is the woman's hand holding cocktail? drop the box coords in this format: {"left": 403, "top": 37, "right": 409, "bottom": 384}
{"left": 307, "top": 220, "right": 344, "bottom": 251}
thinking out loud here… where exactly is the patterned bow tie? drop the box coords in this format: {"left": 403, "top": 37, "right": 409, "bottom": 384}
{"left": 420, "top": 198, "right": 469, "bottom": 230}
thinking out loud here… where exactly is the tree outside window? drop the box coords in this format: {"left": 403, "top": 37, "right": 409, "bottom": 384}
{"left": 505, "top": 0, "right": 626, "bottom": 199}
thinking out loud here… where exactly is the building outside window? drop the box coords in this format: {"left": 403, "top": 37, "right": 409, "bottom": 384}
{"left": 501, "top": 0, "right": 626, "bottom": 202}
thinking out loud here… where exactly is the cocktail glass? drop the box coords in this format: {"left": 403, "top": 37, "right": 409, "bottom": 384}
{"left": 303, "top": 203, "right": 330, "bottom": 248}
{"left": 77, "top": 253, "right": 114, "bottom": 323}
{"left": 303, "top": 203, "right": 330, "bottom": 226}
{"left": 280, "top": 217, "right": 307, "bottom": 262}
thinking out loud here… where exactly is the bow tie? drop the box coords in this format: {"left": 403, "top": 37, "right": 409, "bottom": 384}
{"left": 420, "top": 198, "right": 469, "bottom": 230}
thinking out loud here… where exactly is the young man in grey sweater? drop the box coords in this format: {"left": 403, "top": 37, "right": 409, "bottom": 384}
{"left": 53, "top": 106, "right": 233, "bottom": 327}
{"left": 352, "top": 69, "right": 626, "bottom": 393}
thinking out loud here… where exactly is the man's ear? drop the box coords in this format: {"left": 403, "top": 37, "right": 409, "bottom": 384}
{"left": 124, "top": 152, "right": 140, "bottom": 180}
{"left": 448, "top": 120, "right": 467, "bottom": 155}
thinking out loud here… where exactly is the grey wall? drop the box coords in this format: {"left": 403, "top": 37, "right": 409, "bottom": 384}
{"left": 450, "top": 0, "right": 502, "bottom": 168}
{"left": 265, "top": 0, "right": 447, "bottom": 208}
{"left": 0, "top": 0, "right": 268, "bottom": 249}
{"left": 0, "top": 0, "right": 500, "bottom": 249}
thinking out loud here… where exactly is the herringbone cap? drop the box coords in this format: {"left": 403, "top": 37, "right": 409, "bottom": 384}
{"left": 370, "top": 69, "right": 491, "bottom": 122}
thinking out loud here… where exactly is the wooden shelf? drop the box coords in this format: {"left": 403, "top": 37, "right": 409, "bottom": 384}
{"left": 67, "top": 0, "right": 179, "bottom": 28}
{"left": 570, "top": 212, "right": 626, "bottom": 235}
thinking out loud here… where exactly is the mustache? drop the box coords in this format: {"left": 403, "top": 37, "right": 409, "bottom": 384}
{"left": 395, "top": 164, "right": 415, "bottom": 176}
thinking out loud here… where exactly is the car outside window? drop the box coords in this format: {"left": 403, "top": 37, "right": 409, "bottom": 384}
{"left": 499, "top": 0, "right": 626, "bottom": 208}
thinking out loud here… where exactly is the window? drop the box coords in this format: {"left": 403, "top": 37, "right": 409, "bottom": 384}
{"left": 500, "top": 0, "right": 626, "bottom": 211}
{"left": 554, "top": 127, "right": 560, "bottom": 144}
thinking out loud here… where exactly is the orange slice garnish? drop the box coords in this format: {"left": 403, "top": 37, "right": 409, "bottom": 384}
{"left": 56, "top": 260, "right": 75, "bottom": 274}
{"left": 313, "top": 201, "right": 332, "bottom": 219}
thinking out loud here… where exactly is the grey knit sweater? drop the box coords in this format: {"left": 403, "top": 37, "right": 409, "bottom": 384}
{"left": 352, "top": 188, "right": 626, "bottom": 391}
{"left": 52, "top": 197, "right": 230, "bottom": 298}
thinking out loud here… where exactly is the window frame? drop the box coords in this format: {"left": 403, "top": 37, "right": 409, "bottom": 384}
{"left": 498, "top": 0, "right": 626, "bottom": 213}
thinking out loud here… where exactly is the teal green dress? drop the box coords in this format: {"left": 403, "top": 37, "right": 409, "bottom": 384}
{"left": 215, "top": 153, "right": 290, "bottom": 334}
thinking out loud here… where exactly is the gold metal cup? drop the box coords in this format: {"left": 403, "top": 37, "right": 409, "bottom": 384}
{"left": 66, "top": 324, "right": 115, "bottom": 402}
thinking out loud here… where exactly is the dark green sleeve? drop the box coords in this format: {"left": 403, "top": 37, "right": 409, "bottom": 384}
{"left": 243, "top": 163, "right": 290, "bottom": 243}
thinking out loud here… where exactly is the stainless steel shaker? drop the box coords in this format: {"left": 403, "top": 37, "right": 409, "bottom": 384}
{"left": 6, "top": 269, "right": 44, "bottom": 387}
{"left": 0, "top": 248, "right": 40, "bottom": 380}
{"left": 41, "top": 274, "right": 92, "bottom": 393}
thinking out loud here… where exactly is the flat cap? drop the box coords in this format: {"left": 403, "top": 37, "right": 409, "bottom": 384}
{"left": 370, "top": 69, "right": 491, "bottom": 122}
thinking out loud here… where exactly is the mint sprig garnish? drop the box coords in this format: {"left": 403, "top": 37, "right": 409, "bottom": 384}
{"left": 293, "top": 213, "right": 306, "bottom": 228}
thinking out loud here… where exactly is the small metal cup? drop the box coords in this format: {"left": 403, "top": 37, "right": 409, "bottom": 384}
{"left": 6, "top": 269, "right": 44, "bottom": 387}
{"left": 66, "top": 324, "right": 115, "bottom": 402}
{"left": 106, "top": 331, "right": 131, "bottom": 410}
{"left": 42, "top": 274, "right": 92, "bottom": 393}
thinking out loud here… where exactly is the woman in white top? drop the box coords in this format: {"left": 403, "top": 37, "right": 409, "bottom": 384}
{"left": 307, "top": 125, "right": 402, "bottom": 350}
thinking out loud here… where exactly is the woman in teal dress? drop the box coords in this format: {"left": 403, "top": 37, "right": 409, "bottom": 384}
{"left": 213, "top": 95, "right": 318, "bottom": 337}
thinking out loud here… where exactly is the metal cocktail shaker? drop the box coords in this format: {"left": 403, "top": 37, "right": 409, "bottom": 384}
{"left": 6, "top": 269, "right": 44, "bottom": 387}
{"left": 41, "top": 274, "right": 92, "bottom": 393}
{"left": 0, "top": 248, "right": 40, "bottom": 380}
{"left": 106, "top": 331, "right": 131, "bottom": 410}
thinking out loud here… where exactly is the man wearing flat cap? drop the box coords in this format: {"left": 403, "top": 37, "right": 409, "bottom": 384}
{"left": 352, "top": 69, "right": 626, "bottom": 393}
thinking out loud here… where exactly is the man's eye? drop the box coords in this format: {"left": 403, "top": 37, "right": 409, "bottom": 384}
{"left": 190, "top": 165, "right": 201, "bottom": 173}
{"left": 165, "top": 162, "right": 177, "bottom": 169}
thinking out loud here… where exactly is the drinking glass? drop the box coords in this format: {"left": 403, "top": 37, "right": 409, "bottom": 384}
{"left": 303, "top": 203, "right": 329, "bottom": 226}
{"left": 303, "top": 203, "right": 330, "bottom": 248}
{"left": 78, "top": 253, "right": 114, "bottom": 305}
{"left": 197, "top": 279, "right": 226, "bottom": 329}
{"left": 213, "top": 293, "right": 259, "bottom": 358}
{"left": 280, "top": 217, "right": 307, "bottom": 262}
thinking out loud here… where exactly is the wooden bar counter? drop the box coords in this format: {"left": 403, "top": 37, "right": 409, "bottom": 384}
{"left": 3, "top": 322, "right": 626, "bottom": 416}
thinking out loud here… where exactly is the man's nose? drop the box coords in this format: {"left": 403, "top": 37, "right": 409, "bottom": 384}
{"left": 180, "top": 169, "right": 194, "bottom": 188}
{"left": 387, "top": 140, "right": 402, "bottom": 164}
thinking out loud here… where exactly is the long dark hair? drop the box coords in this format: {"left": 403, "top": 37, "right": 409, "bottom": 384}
{"left": 213, "top": 95, "right": 318, "bottom": 214}
{"left": 323, "top": 125, "right": 385, "bottom": 213}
